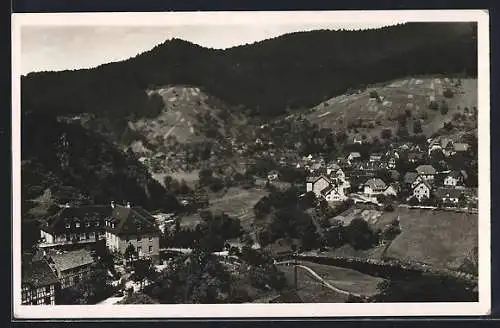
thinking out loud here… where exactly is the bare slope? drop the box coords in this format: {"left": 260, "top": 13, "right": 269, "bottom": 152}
{"left": 302, "top": 77, "right": 477, "bottom": 139}
{"left": 129, "top": 85, "right": 245, "bottom": 148}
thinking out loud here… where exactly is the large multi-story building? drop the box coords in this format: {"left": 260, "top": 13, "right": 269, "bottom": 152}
{"left": 38, "top": 202, "right": 162, "bottom": 263}
{"left": 104, "top": 202, "right": 161, "bottom": 264}
{"left": 39, "top": 205, "right": 107, "bottom": 248}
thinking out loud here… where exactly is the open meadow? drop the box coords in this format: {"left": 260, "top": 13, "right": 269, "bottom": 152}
{"left": 278, "top": 261, "right": 383, "bottom": 302}
{"left": 180, "top": 187, "right": 268, "bottom": 231}
{"left": 383, "top": 207, "right": 478, "bottom": 271}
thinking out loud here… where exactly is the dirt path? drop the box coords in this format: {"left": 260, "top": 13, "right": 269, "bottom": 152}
{"left": 276, "top": 261, "right": 363, "bottom": 297}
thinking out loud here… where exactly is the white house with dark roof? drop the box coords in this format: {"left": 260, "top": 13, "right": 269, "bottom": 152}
{"left": 363, "top": 178, "right": 398, "bottom": 197}
{"left": 320, "top": 184, "right": 347, "bottom": 202}
{"left": 306, "top": 175, "right": 331, "bottom": 197}
{"left": 39, "top": 205, "right": 108, "bottom": 248}
{"left": 434, "top": 187, "right": 464, "bottom": 205}
{"left": 326, "top": 163, "right": 345, "bottom": 179}
{"left": 428, "top": 137, "right": 453, "bottom": 155}
{"left": 306, "top": 175, "right": 348, "bottom": 202}
{"left": 104, "top": 202, "right": 161, "bottom": 263}
{"left": 38, "top": 202, "right": 162, "bottom": 263}
{"left": 443, "top": 171, "right": 465, "bottom": 187}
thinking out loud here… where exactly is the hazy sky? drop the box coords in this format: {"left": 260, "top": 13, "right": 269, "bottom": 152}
{"left": 21, "top": 23, "right": 401, "bottom": 75}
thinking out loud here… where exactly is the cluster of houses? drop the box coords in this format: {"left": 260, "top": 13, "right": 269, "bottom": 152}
{"left": 299, "top": 135, "right": 475, "bottom": 208}
{"left": 404, "top": 166, "right": 475, "bottom": 206}
{"left": 427, "top": 136, "right": 470, "bottom": 157}
{"left": 22, "top": 201, "right": 163, "bottom": 305}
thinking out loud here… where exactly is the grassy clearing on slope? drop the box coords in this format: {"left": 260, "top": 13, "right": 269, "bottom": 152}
{"left": 179, "top": 187, "right": 268, "bottom": 231}
{"left": 278, "top": 261, "right": 383, "bottom": 301}
{"left": 279, "top": 265, "right": 348, "bottom": 302}
{"left": 384, "top": 207, "right": 478, "bottom": 270}
{"left": 300, "top": 261, "right": 383, "bottom": 296}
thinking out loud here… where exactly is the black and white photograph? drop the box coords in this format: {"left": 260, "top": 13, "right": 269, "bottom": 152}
{"left": 12, "top": 10, "right": 490, "bottom": 318}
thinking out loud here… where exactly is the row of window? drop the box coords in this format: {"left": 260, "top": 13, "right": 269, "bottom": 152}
{"left": 21, "top": 286, "right": 52, "bottom": 300}
{"left": 105, "top": 221, "right": 116, "bottom": 228}
{"left": 127, "top": 235, "right": 153, "bottom": 242}
{"left": 65, "top": 232, "right": 98, "bottom": 241}
{"left": 65, "top": 221, "right": 100, "bottom": 229}
{"left": 22, "top": 296, "right": 52, "bottom": 305}
{"left": 137, "top": 245, "right": 154, "bottom": 254}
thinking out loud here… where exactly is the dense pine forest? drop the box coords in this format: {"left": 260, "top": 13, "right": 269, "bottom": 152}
{"left": 22, "top": 22, "right": 477, "bottom": 118}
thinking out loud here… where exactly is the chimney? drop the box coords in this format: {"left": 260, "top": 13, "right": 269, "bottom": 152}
{"left": 110, "top": 201, "right": 115, "bottom": 209}
{"left": 126, "top": 202, "right": 131, "bottom": 208}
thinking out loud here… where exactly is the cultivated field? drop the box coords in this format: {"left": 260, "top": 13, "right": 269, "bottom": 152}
{"left": 383, "top": 207, "right": 478, "bottom": 270}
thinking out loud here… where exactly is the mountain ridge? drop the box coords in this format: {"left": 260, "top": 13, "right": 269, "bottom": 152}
{"left": 21, "top": 22, "right": 477, "bottom": 118}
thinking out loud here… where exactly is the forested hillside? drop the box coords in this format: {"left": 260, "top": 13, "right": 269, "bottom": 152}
{"left": 22, "top": 22, "right": 476, "bottom": 118}
{"left": 21, "top": 112, "right": 180, "bottom": 221}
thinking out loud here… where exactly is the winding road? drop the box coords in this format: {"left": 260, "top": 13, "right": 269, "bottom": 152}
{"left": 275, "top": 261, "right": 363, "bottom": 297}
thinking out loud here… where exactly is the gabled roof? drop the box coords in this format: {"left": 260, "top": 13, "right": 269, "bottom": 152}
{"left": 41, "top": 205, "right": 109, "bottom": 234}
{"left": 404, "top": 172, "right": 418, "bottom": 184}
{"left": 413, "top": 180, "right": 432, "bottom": 191}
{"left": 306, "top": 176, "right": 319, "bottom": 183}
{"left": 364, "top": 178, "right": 387, "bottom": 190}
{"left": 321, "top": 184, "right": 338, "bottom": 196}
{"left": 107, "top": 205, "right": 161, "bottom": 236}
{"left": 416, "top": 165, "right": 436, "bottom": 175}
{"left": 22, "top": 254, "right": 59, "bottom": 288}
{"left": 48, "top": 248, "right": 94, "bottom": 273}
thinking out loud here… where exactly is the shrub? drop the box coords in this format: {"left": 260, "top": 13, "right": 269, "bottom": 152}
{"left": 369, "top": 90, "right": 379, "bottom": 99}
{"left": 413, "top": 120, "right": 423, "bottom": 134}
{"left": 381, "top": 129, "right": 392, "bottom": 140}
{"left": 443, "top": 88, "right": 454, "bottom": 98}
{"left": 428, "top": 101, "right": 439, "bottom": 111}
{"left": 440, "top": 101, "right": 449, "bottom": 115}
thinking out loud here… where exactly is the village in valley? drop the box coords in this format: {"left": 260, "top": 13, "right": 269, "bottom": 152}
{"left": 19, "top": 22, "right": 480, "bottom": 307}
{"left": 22, "top": 75, "right": 479, "bottom": 306}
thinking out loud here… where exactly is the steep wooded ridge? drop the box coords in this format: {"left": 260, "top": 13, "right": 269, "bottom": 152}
{"left": 21, "top": 113, "right": 180, "bottom": 218}
{"left": 22, "top": 22, "right": 476, "bottom": 118}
